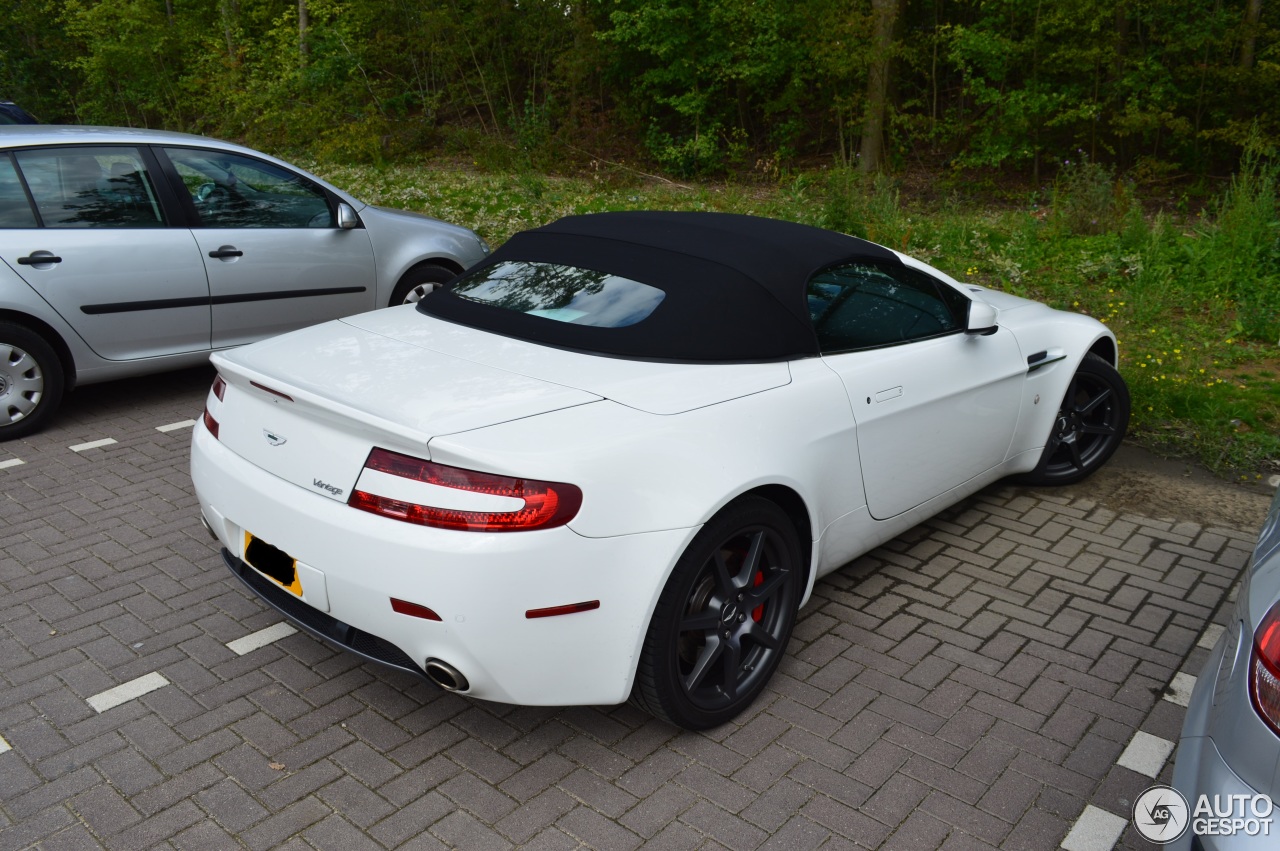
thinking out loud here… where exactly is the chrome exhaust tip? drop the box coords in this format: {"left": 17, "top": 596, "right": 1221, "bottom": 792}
{"left": 424, "top": 658, "right": 469, "bottom": 692}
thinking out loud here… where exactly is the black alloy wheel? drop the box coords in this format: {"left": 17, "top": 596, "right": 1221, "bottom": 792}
{"left": 632, "top": 497, "right": 801, "bottom": 730}
{"left": 1017, "top": 352, "right": 1130, "bottom": 486}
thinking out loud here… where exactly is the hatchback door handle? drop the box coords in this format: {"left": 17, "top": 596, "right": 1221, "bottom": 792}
{"left": 208, "top": 247, "right": 243, "bottom": 259}
{"left": 17, "top": 253, "right": 62, "bottom": 265}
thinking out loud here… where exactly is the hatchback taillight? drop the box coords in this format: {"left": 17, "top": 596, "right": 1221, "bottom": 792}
{"left": 1250, "top": 602, "right": 1280, "bottom": 736}
{"left": 349, "top": 448, "right": 582, "bottom": 532}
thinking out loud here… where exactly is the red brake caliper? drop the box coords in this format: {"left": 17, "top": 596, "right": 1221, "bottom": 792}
{"left": 752, "top": 571, "right": 764, "bottom": 622}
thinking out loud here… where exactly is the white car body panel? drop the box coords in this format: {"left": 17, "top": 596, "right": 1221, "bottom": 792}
{"left": 192, "top": 230, "right": 1122, "bottom": 710}
{"left": 342, "top": 309, "right": 794, "bottom": 415}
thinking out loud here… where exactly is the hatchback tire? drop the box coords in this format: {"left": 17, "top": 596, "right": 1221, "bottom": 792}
{"left": 391, "top": 263, "right": 456, "bottom": 306}
{"left": 0, "top": 322, "right": 64, "bottom": 441}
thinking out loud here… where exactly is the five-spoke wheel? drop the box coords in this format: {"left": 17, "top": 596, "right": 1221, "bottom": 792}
{"left": 1018, "top": 353, "right": 1130, "bottom": 486}
{"left": 633, "top": 497, "right": 801, "bottom": 729}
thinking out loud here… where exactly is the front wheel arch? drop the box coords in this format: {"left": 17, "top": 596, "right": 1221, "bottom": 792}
{"left": 389, "top": 259, "right": 462, "bottom": 307}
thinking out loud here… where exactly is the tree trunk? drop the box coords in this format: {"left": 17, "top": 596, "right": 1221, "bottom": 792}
{"left": 859, "top": 0, "right": 903, "bottom": 173}
{"left": 298, "top": 0, "right": 310, "bottom": 67}
{"left": 1241, "top": 0, "right": 1263, "bottom": 69}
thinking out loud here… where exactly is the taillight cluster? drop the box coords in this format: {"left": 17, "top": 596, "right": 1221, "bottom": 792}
{"left": 349, "top": 447, "right": 582, "bottom": 532}
{"left": 1251, "top": 603, "right": 1280, "bottom": 735}
{"left": 202, "top": 375, "right": 226, "bottom": 439}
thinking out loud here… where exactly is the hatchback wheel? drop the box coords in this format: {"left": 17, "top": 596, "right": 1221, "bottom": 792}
{"left": 391, "top": 263, "right": 456, "bottom": 306}
{"left": 0, "top": 322, "right": 64, "bottom": 440}
{"left": 1016, "top": 353, "right": 1130, "bottom": 486}
{"left": 632, "top": 497, "right": 801, "bottom": 729}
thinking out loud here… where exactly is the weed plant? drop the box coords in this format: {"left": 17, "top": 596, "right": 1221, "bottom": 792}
{"left": 313, "top": 157, "right": 1280, "bottom": 479}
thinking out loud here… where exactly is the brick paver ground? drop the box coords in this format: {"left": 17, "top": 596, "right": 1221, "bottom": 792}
{"left": 0, "top": 365, "right": 1261, "bottom": 850}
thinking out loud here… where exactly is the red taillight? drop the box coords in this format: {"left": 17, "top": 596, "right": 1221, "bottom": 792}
{"left": 349, "top": 447, "right": 582, "bottom": 532}
{"left": 390, "top": 598, "right": 442, "bottom": 621}
{"left": 202, "top": 407, "right": 220, "bottom": 440}
{"left": 1250, "top": 603, "right": 1280, "bottom": 736}
{"left": 211, "top": 375, "right": 226, "bottom": 401}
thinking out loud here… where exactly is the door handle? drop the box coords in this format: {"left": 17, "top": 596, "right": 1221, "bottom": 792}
{"left": 208, "top": 247, "right": 243, "bottom": 259}
{"left": 17, "top": 253, "right": 62, "bottom": 265}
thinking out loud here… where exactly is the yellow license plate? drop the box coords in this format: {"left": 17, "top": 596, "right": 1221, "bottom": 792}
{"left": 243, "top": 532, "right": 304, "bottom": 597}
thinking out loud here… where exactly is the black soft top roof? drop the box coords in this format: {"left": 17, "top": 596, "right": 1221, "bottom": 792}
{"left": 421, "top": 211, "right": 902, "bottom": 362}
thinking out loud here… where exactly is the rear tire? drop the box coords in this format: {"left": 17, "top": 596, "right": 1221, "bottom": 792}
{"left": 1014, "top": 352, "right": 1129, "bottom": 486}
{"left": 0, "top": 322, "right": 64, "bottom": 440}
{"left": 631, "top": 497, "right": 801, "bottom": 730}
{"left": 390, "top": 262, "right": 456, "bottom": 306}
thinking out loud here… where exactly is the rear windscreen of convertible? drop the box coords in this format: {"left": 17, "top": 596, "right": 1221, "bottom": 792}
{"left": 453, "top": 261, "right": 665, "bottom": 328}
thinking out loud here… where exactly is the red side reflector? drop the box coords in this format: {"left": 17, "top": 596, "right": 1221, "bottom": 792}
{"left": 526, "top": 600, "right": 600, "bottom": 619}
{"left": 211, "top": 375, "right": 226, "bottom": 401}
{"left": 202, "top": 407, "right": 220, "bottom": 439}
{"left": 251, "top": 381, "right": 293, "bottom": 402}
{"left": 390, "top": 598, "right": 442, "bottom": 621}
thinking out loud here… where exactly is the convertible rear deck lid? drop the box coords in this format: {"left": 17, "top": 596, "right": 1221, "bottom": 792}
{"left": 342, "top": 308, "right": 792, "bottom": 416}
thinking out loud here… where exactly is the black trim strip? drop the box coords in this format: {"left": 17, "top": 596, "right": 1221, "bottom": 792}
{"left": 82, "top": 296, "right": 210, "bottom": 315}
{"left": 211, "top": 286, "right": 366, "bottom": 306}
{"left": 81, "top": 286, "right": 367, "bottom": 315}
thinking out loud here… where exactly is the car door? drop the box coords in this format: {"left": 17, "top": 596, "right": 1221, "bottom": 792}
{"left": 159, "top": 147, "right": 376, "bottom": 349}
{"left": 0, "top": 146, "right": 211, "bottom": 360}
{"left": 812, "top": 261, "right": 1026, "bottom": 520}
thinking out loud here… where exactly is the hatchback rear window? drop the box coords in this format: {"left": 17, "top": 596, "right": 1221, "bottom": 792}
{"left": 452, "top": 261, "right": 665, "bottom": 328}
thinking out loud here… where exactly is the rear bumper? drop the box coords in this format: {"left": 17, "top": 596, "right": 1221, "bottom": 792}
{"left": 192, "top": 422, "right": 696, "bottom": 706}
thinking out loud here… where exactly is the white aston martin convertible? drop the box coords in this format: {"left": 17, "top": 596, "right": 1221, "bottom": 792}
{"left": 191, "top": 211, "right": 1129, "bottom": 729}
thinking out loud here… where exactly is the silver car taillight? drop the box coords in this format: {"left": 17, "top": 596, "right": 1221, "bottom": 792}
{"left": 1249, "top": 602, "right": 1280, "bottom": 735}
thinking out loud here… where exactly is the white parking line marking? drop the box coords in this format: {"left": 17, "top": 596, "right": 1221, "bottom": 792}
{"left": 86, "top": 672, "right": 170, "bottom": 713}
{"left": 1164, "top": 672, "right": 1197, "bottom": 707}
{"left": 1117, "top": 731, "right": 1175, "bottom": 778}
{"left": 227, "top": 623, "right": 297, "bottom": 656}
{"left": 1061, "top": 805, "right": 1127, "bottom": 851}
{"left": 1198, "top": 623, "right": 1225, "bottom": 650}
{"left": 69, "top": 438, "right": 118, "bottom": 453}
{"left": 156, "top": 419, "right": 197, "bottom": 433}
{"left": 0, "top": 734, "right": 10, "bottom": 754}
{"left": 0, "top": 458, "right": 23, "bottom": 469}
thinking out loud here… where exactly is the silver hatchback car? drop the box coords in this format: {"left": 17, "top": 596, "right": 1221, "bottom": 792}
{"left": 0, "top": 126, "right": 488, "bottom": 439}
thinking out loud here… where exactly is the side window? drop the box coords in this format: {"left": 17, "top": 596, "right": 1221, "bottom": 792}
{"left": 0, "top": 155, "right": 37, "bottom": 227}
{"left": 807, "top": 262, "right": 963, "bottom": 352}
{"left": 13, "top": 147, "right": 164, "bottom": 228}
{"left": 164, "top": 147, "right": 333, "bottom": 229}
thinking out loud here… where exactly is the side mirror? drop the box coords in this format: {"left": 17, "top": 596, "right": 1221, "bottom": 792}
{"left": 965, "top": 301, "right": 999, "bottom": 336}
{"left": 336, "top": 202, "right": 359, "bottom": 230}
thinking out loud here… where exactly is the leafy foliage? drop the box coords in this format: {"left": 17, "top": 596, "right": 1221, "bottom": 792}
{"left": 3, "top": 0, "right": 1274, "bottom": 177}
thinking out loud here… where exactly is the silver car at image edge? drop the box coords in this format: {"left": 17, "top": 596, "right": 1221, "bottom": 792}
{"left": 0, "top": 125, "right": 489, "bottom": 438}
{"left": 1172, "top": 483, "right": 1280, "bottom": 850}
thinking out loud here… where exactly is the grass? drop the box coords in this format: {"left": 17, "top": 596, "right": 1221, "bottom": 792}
{"left": 303, "top": 157, "right": 1280, "bottom": 481}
